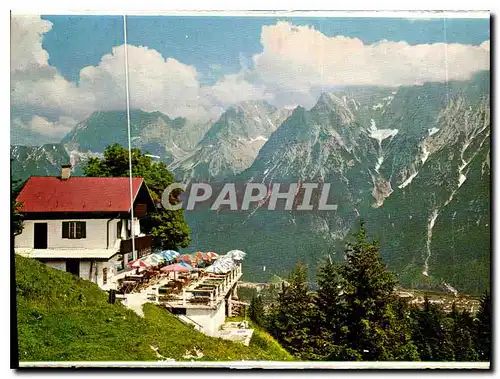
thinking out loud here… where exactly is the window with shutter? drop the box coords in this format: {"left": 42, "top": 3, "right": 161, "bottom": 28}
{"left": 62, "top": 221, "right": 87, "bottom": 239}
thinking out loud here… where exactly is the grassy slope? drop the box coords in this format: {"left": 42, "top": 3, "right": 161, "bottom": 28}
{"left": 15, "top": 256, "right": 293, "bottom": 362}
{"left": 226, "top": 316, "right": 292, "bottom": 360}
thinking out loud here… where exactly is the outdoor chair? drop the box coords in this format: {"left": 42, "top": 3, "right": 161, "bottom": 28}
{"left": 190, "top": 297, "right": 210, "bottom": 305}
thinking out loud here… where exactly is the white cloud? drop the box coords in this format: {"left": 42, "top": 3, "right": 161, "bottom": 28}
{"left": 204, "top": 73, "right": 273, "bottom": 106}
{"left": 13, "top": 115, "right": 77, "bottom": 140}
{"left": 10, "top": 15, "right": 52, "bottom": 71}
{"left": 11, "top": 15, "right": 96, "bottom": 120}
{"left": 251, "top": 21, "right": 490, "bottom": 107}
{"left": 79, "top": 44, "right": 213, "bottom": 121}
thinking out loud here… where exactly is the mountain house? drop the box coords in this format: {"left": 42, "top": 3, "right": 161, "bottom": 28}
{"left": 14, "top": 165, "right": 156, "bottom": 289}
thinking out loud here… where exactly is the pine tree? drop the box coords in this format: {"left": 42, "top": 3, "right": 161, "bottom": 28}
{"left": 266, "top": 263, "right": 322, "bottom": 360}
{"left": 339, "top": 221, "right": 418, "bottom": 360}
{"left": 12, "top": 179, "right": 26, "bottom": 236}
{"left": 450, "top": 304, "right": 478, "bottom": 361}
{"left": 475, "top": 292, "right": 491, "bottom": 361}
{"left": 315, "top": 257, "right": 361, "bottom": 360}
{"left": 410, "top": 295, "right": 455, "bottom": 361}
{"left": 249, "top": 295, "right": 265, "bottom": 327}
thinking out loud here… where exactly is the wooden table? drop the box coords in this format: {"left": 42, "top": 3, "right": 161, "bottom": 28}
{"left": 127, "top": 274, "right": 144, "bottom": 280}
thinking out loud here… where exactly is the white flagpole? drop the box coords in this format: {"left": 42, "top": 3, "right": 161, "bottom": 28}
{"left": 123, "top": 15, "right": 136, "bottom": 262}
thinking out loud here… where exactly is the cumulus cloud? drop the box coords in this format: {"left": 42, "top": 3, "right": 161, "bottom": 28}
{"left": 12, "top": 115, "right": 78, "bottom": 141}
{"left": 251, "top": 21, "right": 490, "bottom": 107}
{"left": 11, "top": 15, "right": 52, "bottom": 71}
{"left": 11, "top": 15, "right": 96, "bottom": 120}
{"left": 204, "top": 73, "right": 273, "bottom": 106}
{"left": 79, "top": 44, "right": 213, "bottom": 121}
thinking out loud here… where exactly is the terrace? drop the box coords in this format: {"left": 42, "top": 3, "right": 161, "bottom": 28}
{"left": 114, "top": 250, "right": 247, "bottom": 336}
{"left": 151, "top": 263, "right": 243, "bottom": 309}
{"left": 113, "top": 258, "right": 243, "bottom": 309}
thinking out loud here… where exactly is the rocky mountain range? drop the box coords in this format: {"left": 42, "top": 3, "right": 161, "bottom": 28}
{"left": 61, "top": 110, "right": 212, "bottom": 165}
{"left": 171, "top": 101, "right": 292, "bottom": 181}
{"left": 183, "top": 71, "right": 490, "bottom": 294}
{"left": 10, "top": 71, "right": 490, "bottom": 294}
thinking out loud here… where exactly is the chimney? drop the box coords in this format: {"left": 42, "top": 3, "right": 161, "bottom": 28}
{"left": 61, "top": 164, "right": 72, "bottom": 180}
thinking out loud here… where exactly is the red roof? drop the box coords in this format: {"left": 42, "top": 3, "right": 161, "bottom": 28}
{"left": 17, "top": 177, "right": 145, "bottom": 213}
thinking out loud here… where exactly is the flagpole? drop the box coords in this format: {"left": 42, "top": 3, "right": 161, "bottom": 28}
{"left": 123, "top": 15, "right": 136, "bottom": 262}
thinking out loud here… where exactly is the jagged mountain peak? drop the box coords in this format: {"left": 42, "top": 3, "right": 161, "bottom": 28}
{"left": 172, "top": 100, "right": 292, "bottom": 181}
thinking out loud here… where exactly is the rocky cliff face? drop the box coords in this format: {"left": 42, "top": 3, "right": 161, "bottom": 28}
{"left": 171, "top": 101, "right": 291, "bottom": 181}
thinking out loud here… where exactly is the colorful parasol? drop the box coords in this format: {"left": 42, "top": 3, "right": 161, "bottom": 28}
{"left": 141, "top": 254, "right": 164, "bottom": 266}
{"left": 127, "top": 258, "right": 149, "bottom": 268}
{"left": 205, "top": 252, "right": 219, "bottom": 259}
{"left": 160, "top": 262, "right": 193, "bottom": 273}
{"left": 226, "top": 250, "right": 246, "bottom": 260}
{"left": 159, "top": 250, "right": 180, "bottom": 262}
{"left": 204, "top": 256, "right": 237, "bottom": 274}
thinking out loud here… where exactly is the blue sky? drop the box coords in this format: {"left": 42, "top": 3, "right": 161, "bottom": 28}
{"left": 41, "top": 16, "right": 490, "bottom": 85}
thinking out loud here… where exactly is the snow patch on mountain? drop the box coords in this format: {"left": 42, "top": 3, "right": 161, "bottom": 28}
{"left": 248, "top": 136, "right": 268, "bottom": 143}
{"left": 428, "top": 127, "right": 440, "bottom": 136}
{"left": 458, "top": 173, "right": 467, "bottom": 188}
{"left": 375, "top": 156, "right": 384, "bottom": 173}
{"left": 427, "top": 127, "right": 439, "bottom": 137}
{"left": 421, "top": 145, "right": 430, "bottom": 165}
{"left": 423, "top": 208, "right": 439, "bottom": 277}
{"left": 368, "top": 119, "right": 399, "bottom": 143}
{"left": 398, "top": 171, "right": 419, "bottom": 189}
{"left": 443, "top": 282, "right": 458, "bottom": 297}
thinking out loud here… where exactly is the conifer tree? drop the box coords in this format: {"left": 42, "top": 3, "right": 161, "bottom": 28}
{"left": 410, "top": 295, "right": 454, "bottom": 361}
{"left": 315, "top": 257, "right": 361, "bottom": 360}
{"left": 266, "top": 263, "right": 322, "bottom": 360}
{"left": 84, "top": 144, "right": 191, "bottom": 249}
{"left": 338, "top": 221, "right": 418, "bottom": 360}
{"left": 450, "top": 304, "right": 478, "bottom": 361}
{"left": 249, "top": 295, "right": 265, "bottom": 327}
{"left": 475, "top": 292, "right": 491, "bottom": 361}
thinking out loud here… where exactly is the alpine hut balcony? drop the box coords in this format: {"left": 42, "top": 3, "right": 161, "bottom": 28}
{"left": 120, "top": 235, "right": 153, "bottom": 256}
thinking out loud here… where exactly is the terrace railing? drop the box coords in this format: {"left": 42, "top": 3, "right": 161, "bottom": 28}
{"left": 182, "top": 263, "right": 243, "bottom": 307}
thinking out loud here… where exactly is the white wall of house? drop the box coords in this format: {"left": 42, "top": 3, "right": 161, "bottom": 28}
{"left": 14, "top": 218, "right": 139, "bottom": 250}
{"left": 38, "top": 259, "right": 118, "bottom": 289}
{"left": 45, "top": 260, "right": 66, "bottom": 271}
{"left": 186, "top": 301, "right": 226, "bottom": 336}
{"left": 79, "top": 261, "right": 92, "bottom": 280}
{"left": 96, "top": 260, "right": 119, "bottom": 289}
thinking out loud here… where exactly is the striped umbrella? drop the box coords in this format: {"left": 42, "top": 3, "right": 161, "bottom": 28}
{"left": 178, "top": 254, "right": 192, "bottom": 264}
{"left": 206, "top": 252, "right": 219, "bottom": 260}
{"left": 141, "top": 254, "right": 164, "bottom": 266}
{"left": 127, "top": 259, "right": 149, "bottom": 268}
{"left": 195, "top": 251, "right": 205, "bottom": 260}
{"left": 204, "top": 256, "right": 236, "bottom": 274}
{"left": 160, "top": 262, "right": 193, "bottom": 273}
{"left": 226, "top": 250, "right": 246, "bottom": 260}
{"left": 159, "top": 250, "right": 180, "bottom": 262}
{"left": 178, "top": 254, "right": 200, "bottom": 265}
